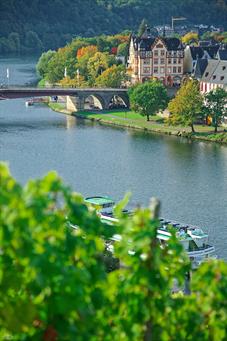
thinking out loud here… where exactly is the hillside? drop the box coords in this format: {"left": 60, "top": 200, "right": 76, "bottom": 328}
{"left": 0, "top": 0, "right": 226, "bottom": 54}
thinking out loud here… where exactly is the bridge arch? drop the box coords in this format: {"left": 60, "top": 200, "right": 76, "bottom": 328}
{"left": 108, "top": 94, "right": 129, "bottom": 110}
{"left": 84, "top": 94, "right": 105, "bottom": 110}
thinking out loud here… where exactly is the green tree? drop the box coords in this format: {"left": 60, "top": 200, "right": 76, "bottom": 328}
{"left": 95, "top": 65, "right": 126, "bottom": 88}
{"left": 117, "top": 42, "right": 129, "bottom": 57}
{"left": 8, "top": 32, "right": 20, "bottom": 53}
{"left": 45, "top": 46, "right": 76, "bottom": 84}
{"left": 204, "top": 88, "right": 227, "bottom": 133}
{"left": 75, "top": 45, "right": 98, "bottom": 81}
{"left": 168, "top": 79, "right": 203, "bottom": 132}
{"left": 25, "top": 31, "right": 43, "bottom": 51}
{"left": 128, "top": 80, "right": 168, "bottom": 121}
{"left": 87, "top": 52, "right": 116, "bottom": 84}
{"left": 0, "top": 37, "right": 11, "bottom": 54}
{"left": 36, "top": 50, "right": 56, "bottom": 78}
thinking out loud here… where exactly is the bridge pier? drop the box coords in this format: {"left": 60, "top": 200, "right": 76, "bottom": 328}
{"left": 102, "top": 94, "right": 113, "bottom": 110}
{"left": 66, "top": 96, "right": 85, "bottom": 112}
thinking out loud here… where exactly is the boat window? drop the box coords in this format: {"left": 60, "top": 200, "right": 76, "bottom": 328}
{"left": 189, "top": 240, "right": 199, "bottom": 251}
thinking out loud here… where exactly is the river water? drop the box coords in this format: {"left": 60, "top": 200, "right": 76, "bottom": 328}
{"left": 0, "top": 57, "right": 227, "bottom": 259}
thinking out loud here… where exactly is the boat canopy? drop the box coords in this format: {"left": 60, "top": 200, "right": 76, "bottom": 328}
{"left": 85, "top": 196, "right": 115, "bottom": 208}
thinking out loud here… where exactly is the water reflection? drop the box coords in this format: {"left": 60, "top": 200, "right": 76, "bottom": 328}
{"left": 66, "top": 115, "right": 76, "bottom": 129}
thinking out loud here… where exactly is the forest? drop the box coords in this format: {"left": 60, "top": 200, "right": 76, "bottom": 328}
{"left": 0, "top": 0, "right": 226, "bottom": 54}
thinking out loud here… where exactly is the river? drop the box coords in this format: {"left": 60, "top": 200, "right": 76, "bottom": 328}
{"left": 0, "top": 57, "right": 227, "bottom": 259}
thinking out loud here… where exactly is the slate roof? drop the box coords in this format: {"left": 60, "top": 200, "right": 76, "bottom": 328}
{"left": 217, "top": 49, "right": 227, "bottom": 60}
{"left": 201, "top": 60, "right": 227, "bottom": 85}
{"left": 132, "top": 36, "right": 183, "bottom": 51}
{"left": 164, "top": 38, "right": 183, "bottom": 51}
{"left": 137, "top": 37, "right": 156, "bottom": 50}
{"left": 189, "top": 45, "right": 220, "bottom": 60}
{"left": 193, "top": 59, "right": 208, "bottom": 79}
{"left": 203, "top": 45, "right": 219, "bottom": 58}
{"left": 189, "top": 46, "right": 204, "bottom": 60}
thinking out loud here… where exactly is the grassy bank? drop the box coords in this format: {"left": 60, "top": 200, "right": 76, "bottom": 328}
{"left": 48, "top": 102, "right": 72, "bottom": 115}
{"left": 74, "top": 110, "right": 227, "bottom": 144}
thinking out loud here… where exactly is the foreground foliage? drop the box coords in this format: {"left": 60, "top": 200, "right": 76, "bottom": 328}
{"left": 1, "top": 163, "right": 227, "bottom": 340}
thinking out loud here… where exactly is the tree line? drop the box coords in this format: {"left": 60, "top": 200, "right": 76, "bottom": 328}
{"left": 0, "top": 0, "right": 226, "bottom": 54}
{"left": 129, "top": 79, "right": 227, "bottom": 133}
{"left": 1, "top": 163, "right": 227, "bottom": 340}
{"left": 36, "top": 34, "right": 129, "bottom": 88}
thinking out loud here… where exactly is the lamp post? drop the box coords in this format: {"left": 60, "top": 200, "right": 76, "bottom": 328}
{"left": 64, "top": 67, "right": 67, "bottom": 78}
{"left": 6, "top": 68, "right": 9, "bottom": 87}
{"left": 77, "top": 69, "right": 80, "bottom": 87}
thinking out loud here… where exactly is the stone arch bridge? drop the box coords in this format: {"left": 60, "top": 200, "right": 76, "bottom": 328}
{"left": 0, "top": 88, "right": 129, "bottom": 111}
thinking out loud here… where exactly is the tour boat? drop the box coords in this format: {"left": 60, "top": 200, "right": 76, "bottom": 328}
{"left": 84, "top": 196, "right": 217, "bottom": 269}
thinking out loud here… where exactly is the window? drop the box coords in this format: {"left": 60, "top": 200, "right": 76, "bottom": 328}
{"left": 168, "top": 58, "right": 171, "bottom": 64}
{"left": 173, "top": 52, "right": 177, "bottom": 57}
{"left": 143, "top": 67, "right": 150, "bottom": 73}
{"left": 154, "top": 50, "right": 158, "bottom": 56}
{"left": 221, "top": 76, "right": 224, "bottom": 80}
{"left": 178, "top": 67, "right": 181, "bottom": 73}
{"left": 173, "top": 67, "right": 177, "bottom": 73}
{"left": 161, "top": 50, "right": 165, "bottom": 56}
{"left": 173, "top": 59, "right": 177, "bottom": 64}
{"left": 153, "top": 67, "right": 158, "bottom": 73}
{"left": 143, "top": 59, "right": 150, "bottom": 65}
{"left": 178, "top": 59, "right": 181, "bottom": 64}
{"left": 154, "top": 58, "right": 158, "bottom": 65}
{"left": 212, "top": 75, "right": 216, "bottom": 80}
{"left": 140, "top": 52, "right": 146, "bottom": 58}
{"left": 160, "top": 58, "right": 165, "bottom": 64}
{"left": 160, "top": 67, "right": 165, "bottom": 74}
{"left": 205, "top": 72, "right": 209, "bottom": 77}
{"left": 222, "top": 66, "right": 226, "bottom": 70}
{"left": 168, "top": 67, "right": 171, "bottom": 73}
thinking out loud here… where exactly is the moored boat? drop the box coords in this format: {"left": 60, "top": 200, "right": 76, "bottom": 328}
{"left": 85, "top": 196, "right": 217, "bottom": 268}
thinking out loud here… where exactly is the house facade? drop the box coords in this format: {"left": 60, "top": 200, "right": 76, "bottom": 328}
{"left": 200, "top": 60, "right": 227, "bottom": 93}
{"left": 127, "top": 29, "right": 184, "bottom": 86}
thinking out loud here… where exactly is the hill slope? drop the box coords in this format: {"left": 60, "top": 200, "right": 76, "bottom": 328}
{"left": 0, "top": 0, "right": 226, "bottom": 53}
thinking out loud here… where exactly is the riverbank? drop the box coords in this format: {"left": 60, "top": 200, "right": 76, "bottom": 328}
{"left": 48, "top": 103, "right": 227, "bottom": 144}
{"left": 75, "top": 110, "right": 227, "bottom": 144}
{"left": 48, "top": 102, "right": 72, "bottom": 115}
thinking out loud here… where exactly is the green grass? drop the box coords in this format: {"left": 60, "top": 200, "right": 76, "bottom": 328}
{"left": 48, "top": 102, "right": 65, "bottom": 111}
{"left": 75, "top": 110, "right": 227, "bottom": 143}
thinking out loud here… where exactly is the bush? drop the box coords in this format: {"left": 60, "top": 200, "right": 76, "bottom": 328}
{"left": 1, "top": 163, "right": 227, "bottom": 340}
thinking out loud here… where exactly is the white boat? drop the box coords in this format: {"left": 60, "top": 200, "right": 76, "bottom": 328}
{"left": 25, "top": 100, "right": 33, "bottom": 107}
{"left": 84, "top": 196, "right": 217, "bottom": 269}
